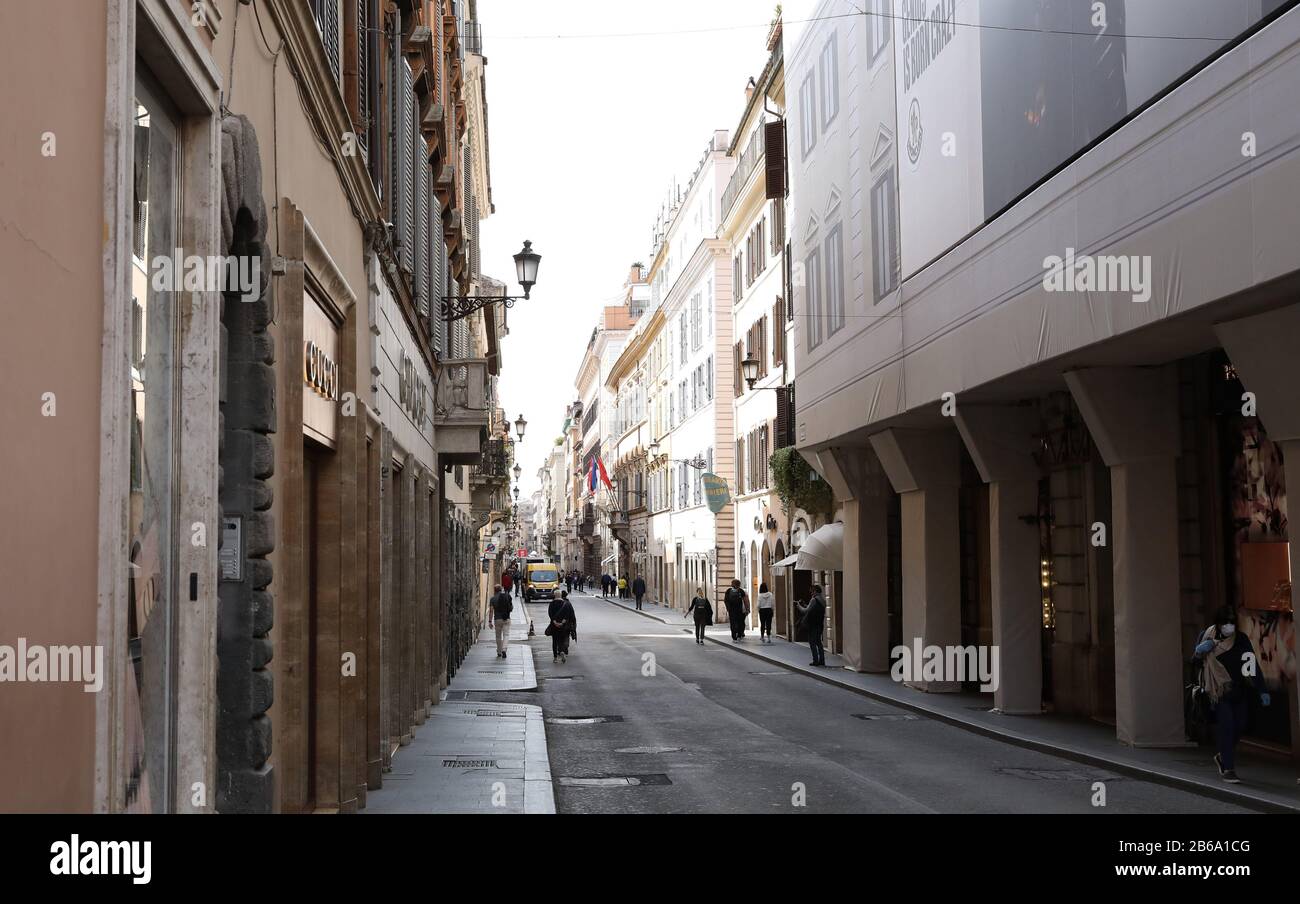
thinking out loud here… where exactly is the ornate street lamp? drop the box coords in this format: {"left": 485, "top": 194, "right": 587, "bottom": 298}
{"left": 513, "top": 463, "right": 523, "bottom": 482}
{"left": 441, "top": 240, "right": 542, "bottom": 322}
{"left": 514, "top": 414, "right": 528, "bottom": 442}
{"left": 741, "top": 353, "right": 761, "bottom": 390}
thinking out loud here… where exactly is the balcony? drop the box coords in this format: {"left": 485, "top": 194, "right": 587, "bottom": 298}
{"left": 471, "top": 438, "right": 512, "bottom": 486}
{"left": 434, "top": 358, "right": 490, "bottom": 465}
{"left": 721, "top": 125, "right": 765, "bottom": 221}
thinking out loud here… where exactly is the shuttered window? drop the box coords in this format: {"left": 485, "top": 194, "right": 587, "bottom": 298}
{"left": 735, "top": 440, "right": 745, "bottom": 496}
{"left": 732, "top": 342, "right": 743, "bottom": 398}
{"left": 772, "top": 298, "right": 786, "bottom": 367}
{"left": 389, "top": 44, "right": 411, "bottom": 270}
{"left": 401, "top": 63, "right": 416, "bottom": 274}
{"left": 312, "top": 0, "right": 341, "bottom": 85}
{"left": 770, "top": 199, "right": 785, "bottom": 254}
{"left": 431, "top": 233, "right": 447, "bottom": 356}
{"left": 414, "top": 130, "right": 430, "bottom": 315}
{"left": 775, "top": 385, "right": 796, "bottom": 450}
{"left": 764, "top": 120, "right": 787, "bottom": 200}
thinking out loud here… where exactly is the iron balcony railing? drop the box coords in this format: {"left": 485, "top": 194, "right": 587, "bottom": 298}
{"left": 721, "top": 125, "right": 765, "bottom": 220}
{"left": 471, "top": 438, "right": 511, "bottom": 482}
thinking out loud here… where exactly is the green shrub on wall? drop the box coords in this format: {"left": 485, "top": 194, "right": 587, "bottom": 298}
{"left": 769, "top": 447, "right": 833, "bottom": 518}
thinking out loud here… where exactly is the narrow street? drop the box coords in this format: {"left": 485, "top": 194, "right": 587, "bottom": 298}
{"left": 465, "top": 593, "right": 1251, "bottom": 815}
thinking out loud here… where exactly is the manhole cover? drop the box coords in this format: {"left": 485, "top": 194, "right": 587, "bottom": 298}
{"left": 852, "top": 713, "right": 922, "bottom": 722}
{"left": 546, "top": 715, "right": 625, "bottom": 724}
{"left": 614, "top": 746, "right": 684, "bottom": 755}
{"left": 996, "top": 767, "right": 1122, "bottom": 781}
{"left": 558, "top": 774, "right": 671, "bottom": 787}
{"left": 441, "top": 759, "right": 498, "bottom": 769}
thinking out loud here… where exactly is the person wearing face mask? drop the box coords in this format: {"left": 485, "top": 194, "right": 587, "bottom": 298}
{"left": 1193, "top": 607, "right": 1271, "bottom": 784}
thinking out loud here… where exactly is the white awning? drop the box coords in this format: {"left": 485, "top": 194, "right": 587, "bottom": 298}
{"left": 771, "top": 523, "right": 843, "bottom": 573}
{"left": 601, "top": 553, "right": 618, "bottom": 565}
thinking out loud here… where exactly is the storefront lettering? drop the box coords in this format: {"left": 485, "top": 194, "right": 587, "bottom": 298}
{"left": 304, "top": 340, "right": 339, "bottom": 401}
{"left": 399, "top": 351, "right": 429, "bottom": 427}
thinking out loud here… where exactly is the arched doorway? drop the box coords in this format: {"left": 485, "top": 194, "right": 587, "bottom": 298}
{"left": 749, "top": 542, "right": 759, "bottom": 628}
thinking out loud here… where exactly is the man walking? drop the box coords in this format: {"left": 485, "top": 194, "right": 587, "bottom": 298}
{"left": 796, "top": 585, "right": 827, "bottom": 667}
{"left": 724, "top": 579, "right": 749, "bottom": 642}
{"left": 489, "top": 585, "right": 514, "bottom": 659}
{"left": 632, "top": 574, "right": 647, "bottom": 611}
{"left": 601, "top": 573, "right": 611, "bottom": 598}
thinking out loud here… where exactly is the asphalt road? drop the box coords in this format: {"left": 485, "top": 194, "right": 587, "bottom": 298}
{"left": 470, "top": 591, "right": 1252, "bottom": 815}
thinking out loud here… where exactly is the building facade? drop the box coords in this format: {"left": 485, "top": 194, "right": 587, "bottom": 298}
{"left": 785, "top": 0, "right": 1300, "bottom": 757}
{"left": 0, "top": 0, "right": 512, "bottom": 812}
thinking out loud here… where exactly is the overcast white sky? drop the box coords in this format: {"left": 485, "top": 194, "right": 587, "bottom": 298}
{"left": 476, "top": 0, "right": 784, "bottom": 496}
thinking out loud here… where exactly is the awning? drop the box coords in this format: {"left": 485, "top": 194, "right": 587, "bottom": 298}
{"left": 771, "top": 522, "right": 843, "bottom": 573}
{"left": 601, "top": 553, "right": 618, "bottom": 565}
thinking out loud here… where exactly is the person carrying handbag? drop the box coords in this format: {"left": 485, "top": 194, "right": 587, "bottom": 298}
{"left": 685, "top": 588, "right": 714, "bottom": 645}
{"left": 1192, "top": 607, "right": 1271, "bottom": 784}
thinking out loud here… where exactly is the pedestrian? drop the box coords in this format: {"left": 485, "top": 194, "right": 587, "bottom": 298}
{"left": 632, "top": 574, "right": 647, "bottom": 611}
{"left": 756, "top": 582, "right": 775, "bottom": 644}
{"left": 547, "top": 590, "right": 578, "bottom": 663}
{"left": 796, "top": 585, "right": 827, "bottom": 666}
{"left": 723, "top": 579, "right": 749, "bottom": 642}
{"left": 601, "top": 573, "right": 611, "bottom": 598}
{"left": 488, "top": 585, "right": 513, "bottom": 659}
{"left": 512, "top": 568, "right": 522, "bottom": 598}
{"left": 501, "top": 569, "right": 513, "bottom": 597}
{"left": 685, "top": 588, "right": 714, "bottom": 645}
{"left": 1193, "top": 606, "right": 1271, "bottom": 783}
{"left": 618, "top": 575, "right": 628, "bottom": 600}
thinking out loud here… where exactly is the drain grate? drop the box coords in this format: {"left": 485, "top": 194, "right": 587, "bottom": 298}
{"left": 470, "top": 710, "right": 526, "bottom": 718}
{"left": 614, "top": 746, "right": 683, "bottom": 755}
{"left": 749, "top": 670, "right": 797, "bottom": 676}
{"left": 546, "top": 715, "right": 625, "bottom": 724}
{"left": 852, "top": 713, "right": 922, "bottom": 722}
{"left": 996, "top": 767, "right": 1122, "bottom": 782}
{"left": 442, "top": 759, "right": 498, "bottom": 769}
{"left": 541, "top": 676, "right": 585, "bottom": 682}
{"left": 558, "top": 774, "right": 672, "bottom": 787}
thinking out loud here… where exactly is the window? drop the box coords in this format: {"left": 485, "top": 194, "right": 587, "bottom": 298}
{"left": 799, "top": 71, "right": 817, "bottom": 158}
{"left": 691, "top": 293, "right": 702, "bottom": 350}
{"left": 311, "top": 0, "right": 342, "bottom": 84}
{"left": 736, "top": 439, "right": 746, "bottom": 496}
{"left": 771, "top": 200, "right": 786, "bottom": 255}
{"left": 734, "top": 253, "right": 744, "bottom": 302}
{"left": 806, "top": 247, "right": 823, "bottom": 349}
{"left": 706, "top": 279, "right": 714, "bottom": 337}
{"left": 679, "top": 381, "right": 688, "bottom": 418}
{"left": 825, "top": 223, "right": 845, "bottom": 338}
{"left": 869, "top": 0, "right": 892, "bottom": 64}
{"left": 679, "top": 313, "right": 688, "bottom": 364}
{"left": 773, "top": 298, "right": 786, "bottom": 366}
{"left": 871, "top": 168, "right": 901, "bottom": 302}
{"left": 819, "top": 35, "right": 840, "bottom": 129}
{"left": 706, "top": 355, "right": 714, "bottom": 402}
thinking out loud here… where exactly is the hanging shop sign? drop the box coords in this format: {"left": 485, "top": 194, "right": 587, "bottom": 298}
{"left": 702, "top": 473, "right": 731, "bottom": 515}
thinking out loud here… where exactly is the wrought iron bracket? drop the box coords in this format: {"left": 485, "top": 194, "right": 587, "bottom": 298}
{"left": 441, "top": 295, "right": 524, "bottom": 323}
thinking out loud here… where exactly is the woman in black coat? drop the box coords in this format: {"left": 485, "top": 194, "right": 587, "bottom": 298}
{"left": 684, "top": 588, "right": 713, "bottom": 645}
{"left": 547, "top": 591, "right": 578, "bottom": 663}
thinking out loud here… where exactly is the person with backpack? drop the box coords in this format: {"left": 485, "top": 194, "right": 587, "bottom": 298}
{"left": 796, "top": 585, "right": 827, "bottom": 666}
{"left": 632, "top": 574, "right": 647, "bottom": 611}
{"left": 1193, "top": 606, "right": 1271, "bottom": 783}
{"left": 724, "top": 579, "right": 749, "bottom": 642}
{"left": 685, "top": 588, "right": 714, "bottom": 645}
{"left": 547, "top": 590, "right": 578, "bottom": 663}
{"left": 488, "top": 585, "right": 513, "bottom": 659}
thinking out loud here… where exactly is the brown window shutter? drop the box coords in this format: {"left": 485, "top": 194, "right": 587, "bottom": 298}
{"left": 775, "top": 386, "right": 792, "bottom": 450}
{"left": 733, "top": 342, "right": 742, "bottom": 397}
{"left": 764, "top": 120, "right": 787, "bottom": 200}
{"left": 773, "top": 299, "right": 785, "bottom": 367}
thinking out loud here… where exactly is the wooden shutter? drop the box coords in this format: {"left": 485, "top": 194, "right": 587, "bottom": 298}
{"left": 313, "top": 0, "right": 341, "bottom": 84}
{"left": 773, "top": 298, "right": 785, "bottom": 367}
{"left": 401, "top": 69, "right": 416, "bottom": 273}
{"left": 775, "top": 386, "right": 793, "bottom": 450}
{"left": 736, "top": 439, "right": 745, "bottom": 496}
{"left": 761, "top": 423, "right": 770, "bottom": 488}
{"left": 414, "top": 135, "right": 430, "bottom": 314}
{"left": 733, "top": 342, "right": 742, "bottom": 397}
{"left": 764, "top": 119, "right": 786, "bottom": 200}
{"left": 770, "top": 199, "right": 785, "bottom": 254}
{"left": 388, "top": 28, "right": 405, "bottom": 250}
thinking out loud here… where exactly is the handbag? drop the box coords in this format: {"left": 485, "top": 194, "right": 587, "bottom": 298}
{"left": 543, "top": 622, "right": 554, "bottom": 637}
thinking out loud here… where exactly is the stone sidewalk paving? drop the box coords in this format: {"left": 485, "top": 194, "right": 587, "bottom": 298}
{"left": 592, "top": 591, "right": 1300, "bottom": 813}
{"left": 363, "top": 617, "right": 553, "bottom": 814}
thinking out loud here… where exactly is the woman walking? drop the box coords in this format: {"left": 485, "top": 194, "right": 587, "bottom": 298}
{"left": 547, "top": 590, "right": 578, "bottom": 663}
{"left": 1193, "top": 606, "right": 1270, "bottom": 783}
{"left": 756, "top": 582, "right": 776, "bottom": 644}
{"left": 685, "top": 588, "right": 714, "bottom": 645}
